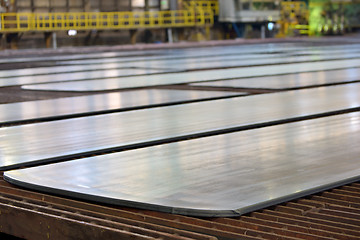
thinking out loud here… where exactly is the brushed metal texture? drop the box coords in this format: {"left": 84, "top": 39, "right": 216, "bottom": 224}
{"left": 22, "top": 59, "right": 360, "bottom": 91}
{"left": 5, "top": 112, "right": 360, "bottom": 217}
{"left": 0, "top": 84, "right": 359, "bottom": 170}
{"left": 191, "top": 68, "right": 360, "bottom": 89}
{"left": 0, "top": 89, "right": 240, "bottom": 125}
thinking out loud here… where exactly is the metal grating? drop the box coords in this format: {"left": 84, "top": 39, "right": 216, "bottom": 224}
{"left": 0, "top": 174, "right": 359, "bottom": 239}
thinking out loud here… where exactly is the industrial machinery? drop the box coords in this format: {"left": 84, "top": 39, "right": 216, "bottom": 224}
{"left": 309, "top": 0, "right": 360, "bottom": 35}
{"left": 218, "top": 0, "right": 281, "bottom": 38}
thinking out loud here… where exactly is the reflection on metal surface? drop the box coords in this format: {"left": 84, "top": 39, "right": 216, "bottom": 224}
{"left": 43, "top": 52, "right": 360, "bottom": 73}
{"left": 0, "top": 89, "right": 240, "bottom": 125}
{"left": 22, "top": 59, "right": 360, "bottom": 91}
{"left": 0, "top": 84, "right": 360, "bottom": 170}
{"left": 0, "top": 68, "right": 173, "bottom": 87}
{"left": 58, "top": 43, "right": 360, "bottom": 65}
{"left": 5, "top": 112, "right": 360, "bottom": 217}
{"left": 191, "top": 68, "right": 360, "bottom": 89}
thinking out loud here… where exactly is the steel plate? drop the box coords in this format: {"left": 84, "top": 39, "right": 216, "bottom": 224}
{"left": 51, "top": 52, "right": 360, "bottom": 72}
{"left": 191, "top": 68, "right": 360, "bottom": 89}
{"left": 0, "top": 68, "right": 174, "bottom": 87}
{"left": 0, "top": 89, "right": 241, "bottom": 125}
{"left": 0, "top": 84, "right": 359, "bottom": 170}
{"left": 22, "top": 59, "right": 360, "bottom": 91}
{"left": 5, "top": 112, "right": 360, "bottom": 217}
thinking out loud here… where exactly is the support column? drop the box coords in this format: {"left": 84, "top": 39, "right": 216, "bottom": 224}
{"left": 261, "top": 24, "right": 265, "bottom": 39}
{"left": 44, "top": 32, "right": 57, "bottom": 49}
{"left": 167, "top": 28, "right": 173, "bottom": 43}
{"left": 6, "top": 33, "right": 18, "bottom": 49}
{"left": 84, "top": 0, "right": 91, "bottom": 12}
{"left": 169, "top": 0, "right": 177, "bottom": 10}
{"left": 44, "top": 32, "right": 52, "bottom": 48}
{"left": 129, "top": 29, "right": 138, "bottom": 44}
{"left": 168, "top": 0, "right": 178, "bottom": 43}
{"left": 0, "top": 32, "right": 5, "bottom": 50}
{"left": 52, "top": 32, "right": 57, "bottom": 49}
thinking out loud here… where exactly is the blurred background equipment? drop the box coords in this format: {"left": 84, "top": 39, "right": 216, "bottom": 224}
{"left": 0, "top": 0, "right": 360, "bottom": 49}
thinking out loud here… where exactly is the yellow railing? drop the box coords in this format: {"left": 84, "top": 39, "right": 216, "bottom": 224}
{"left": 187, "top": 0, "right": 219, "bottom": 15}
{"left": 0, "top": 9, "right": 214, "bottom": 33}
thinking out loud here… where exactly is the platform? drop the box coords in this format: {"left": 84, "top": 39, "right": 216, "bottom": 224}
{"left": 5, "top": 112, "right": 360, "bottom": 217}
{"left": 0, "top": 84, "right": 359, "bottom": 170}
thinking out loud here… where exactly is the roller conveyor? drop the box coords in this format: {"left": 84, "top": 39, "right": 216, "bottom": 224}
{"left": 0, "top": 89, "right": 241, "bottom": 125}
{"left": 1, "top": 84, "right": 360, "bottom": 170}
{"left": 191, "top": 68, "right": 360, "bottom": 89}
{"left": 5, "top": 112, "right": 360, "bottom": 217}
{"left": 22, "top": 59, "right": 360, "bottom": 91}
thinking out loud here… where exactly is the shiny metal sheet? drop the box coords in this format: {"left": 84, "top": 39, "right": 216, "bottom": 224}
{"left": 57, "top": 43, "right": 360, "bottom": 65}
{"left": 23, "top": 59, "right": 360, "bottom": 91}
{"left": 0, "top": 89, "right": 241, "bottom": 125}
{"left": 2, "top": 43, "right": 359, "bottom": 67}
{"left": 5, "top": 112, "right": 360, "bottom": 217}
{"left": 0, "top": 54, "right": 273, "bottom": 79}
{"left": 82, "top": 52, "right": 360, "bottom": 72}
{"left": 3, "top": 44, "right": 359, "bottom": 78}
{"left": 0, "top": 50, "right": 166, "bottom": 64}
{"left": 0, "top": 51, "right": 337, "bottom": 78}
{"left": 191, "top": 68, "right": 360, "bottom": 89}
{"left": 0, "top": 68, "right": 174, "bottom": 87}
{"left": 1, "top": 84, "right": 360, "bottom": 170}
{"left": 52, "top": 52, "right": 360, "bottom": 74}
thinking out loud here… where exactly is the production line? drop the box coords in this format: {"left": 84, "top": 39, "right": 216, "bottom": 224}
{"left": 5, "top": 112, "right": 360, "bottom": 217}
{"left": 191, "top": 67, "right": 360, "bottom": 90}
{"left": 0, "top": 89, "right": 241, "bottom": 125}
{"left": 0, "top": 84, "right": 359, "bottom": 170}
{"left": 22, "top": 58, "right": 360, "bottom": 91}
{"left": 1, "top": 40, "right": 360, "bottom": 239}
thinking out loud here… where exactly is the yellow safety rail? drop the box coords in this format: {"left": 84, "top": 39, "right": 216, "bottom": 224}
{"left": 0, "top": 9, "right": 214, "bottom": 33}
{"left": 187, "top": 0, "right": 219, "bottom": 15}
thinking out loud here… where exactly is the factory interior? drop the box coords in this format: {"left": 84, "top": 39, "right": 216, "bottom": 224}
{"left": 1, "top": 0, "right": 360, "bottom": 239}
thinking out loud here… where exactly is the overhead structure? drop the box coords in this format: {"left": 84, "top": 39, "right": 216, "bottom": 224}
{"left": 0, "top": 0, "right": 215, "bottom": 48}
{"left": 218, "top": 0, "right": 280, "bottom": 23}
